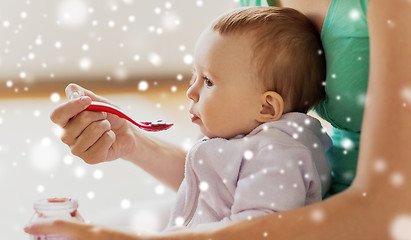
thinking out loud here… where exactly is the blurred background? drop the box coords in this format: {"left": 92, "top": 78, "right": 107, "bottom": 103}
{"left": 0, "top": 0, "right": 238, "bottom": 239}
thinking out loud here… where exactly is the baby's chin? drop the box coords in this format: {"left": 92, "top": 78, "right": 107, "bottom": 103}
{"left": 200, "top": 128, "right": 242, "bottom": 140}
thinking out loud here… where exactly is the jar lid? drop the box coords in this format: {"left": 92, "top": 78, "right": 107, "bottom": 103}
{"left": 34, "top": 198, "right": 78, "bottom": 212}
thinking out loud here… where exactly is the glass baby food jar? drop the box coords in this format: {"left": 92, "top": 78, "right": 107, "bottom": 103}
{"left": 28, "top": 198, "right": 84, "bottom": 240}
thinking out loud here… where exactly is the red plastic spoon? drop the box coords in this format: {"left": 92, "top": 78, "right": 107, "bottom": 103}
{"left": 86, "top": 101, "right": 173, "bottom": 132}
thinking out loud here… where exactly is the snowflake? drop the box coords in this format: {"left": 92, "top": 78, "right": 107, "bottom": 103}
{"left": 341, "top": 138, "right": 354, "bottom": 150}
{"left": 121, "top": 199, "right": 131, "bottom": 209}
{"left": 50, "top": 92, "right": 61, "bottom": 103}
{"left": 138, "top": 80, "right": 149, "bottom": 91}
{"left": 199, "top": 181, "right": 209, "bottom": 192}
{"left": 391, "top": 172, "right": 404, "bottom": 187}
{"left": 148, "top": 52, "right": 162, "bottom": 66}
{"left": 243, "top": 150, "right": 254, "bottom": 160}
{"left": 161, "top": 2, "right": 171, "bottom": 8}
{"left": 58, "top": 0, "right": 89, "bottom": 28}
{"left": 33, "top": 110, "right": 41, "bottom": 117}
{"left": 93, "top": 169, "right": 104, "bottom": 180}
{"left": 128, "top": 15, "right": 136, "bottom": 23}
{"left": 123, "top": 0, "right": 134, "bottom": 5}
{"left": 74, "top": 165, "right": 86, "bottom": 178}
{"left": 28, "top": 53, "right": 35, "bottom": 60}
{"left": 373, "top": 158, "right": 387, "bottom": 173}
{"left": 310, "top": 209, "right": 325, "bottom": 223}
{"left": 82, "top": 44, "right": 89, "bottom": 51}
{"left": 37, "top": 185, "right": 45, "bottom": 193}
{"left": 183, "top": 54, "right": 194, "bottom": 65}
{"left": 3, "top": 20, "right": 11, "bottom": 28}
{"left": 390, "top": 215, "right": 411, "bottom": 240}
{"left": 30, "top": 137, "right": 60, "bottom": 172}
{"left": 154, "top": 7, "right": 161, "bottom": 15}
{"left": 155, "top": 185, "right": 165, "bottom": 195}
{"left": 108, "top": 20, "right": 116, "bottom": 28}
{"left": 174, "top": 216, "right": 185, "bottom": 226}
{"left": 161, "top": 13, "right": 180, "bottom": 31}
{"left": 349, "top": 9, "right": 360, "bottom": 21}
{"left": 196, "top": 0, "right": 204, "bottom": 7}
{"left": 387, "top": 20, "right": 396, "bottom": 28}
{"left": 401, "top": 87, "right": 411, "bottom": 105}
{"left": 63, "top": 155, "right": 74, "bottom": 165}
{"left": 6, "top": 80, "right": 13, "bottom": 87}
{"left": 19, "top": 71, "right": 27, "bottom": 79}
{"left": 79, "top": 57, "right": 91, "bottom": 70}
{"left": 156, "top": 28, "right": 163, "bottom": 35}
{"left": 55, "top": 41, "right": 62, "bottom": 49}
{"left": 87, "top": 191, "right": 95, "bottom": 199}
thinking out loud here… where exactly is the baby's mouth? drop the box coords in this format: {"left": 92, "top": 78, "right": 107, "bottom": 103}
{"left": 190, "top": 113, "right": 200, "bottom": 122}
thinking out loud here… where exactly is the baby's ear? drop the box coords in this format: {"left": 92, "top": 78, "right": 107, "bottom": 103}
{"left": 255, "top": 91, "right": 284, "bottom": 123}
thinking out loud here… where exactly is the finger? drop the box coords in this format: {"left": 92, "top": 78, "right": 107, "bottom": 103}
{"left": 24, "top": 219, "right": 91, "bottom": 239}
{"left": 70, "top": 119, "right": 112, "bottom": 156}
{"left": 61, "top": 111, "right": 108, "bottom": 146}
{"left": 65, "top": 83, "right": 110, "bottom": 103}
{"left": 82, "top": 130, "right": 116, "bottom": 163}
{"left": 50, "top": 96, "right": 92, "bottom": 128}
{"left": 65, "top": 83, "right": 86, "bottom": 100}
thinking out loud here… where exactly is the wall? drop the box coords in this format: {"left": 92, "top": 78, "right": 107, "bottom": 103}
{"left": 0, "top": 0, "right": 235, "bottom": 84}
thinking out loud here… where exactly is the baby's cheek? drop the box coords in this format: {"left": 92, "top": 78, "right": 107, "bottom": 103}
{"left": 206, "top": 115, "right": 231, "bottom": 136}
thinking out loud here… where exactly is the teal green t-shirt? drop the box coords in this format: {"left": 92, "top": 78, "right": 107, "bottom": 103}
{"left": 240, "top": 0, "right": 370, "bottom": 196}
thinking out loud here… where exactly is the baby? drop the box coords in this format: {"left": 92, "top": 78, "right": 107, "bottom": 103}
{"left": 166, "top": 7, "right": 331, "bottom": 230}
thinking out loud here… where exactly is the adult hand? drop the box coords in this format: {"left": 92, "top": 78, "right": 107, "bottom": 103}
{"left": 24, "top": 218, "right": 93, "bottom": 240}
{"left": 50, "top": 83, "right": 136, "bottom": 164}
{"left": 24, "top": 218, "right": 176, "bottom": 240}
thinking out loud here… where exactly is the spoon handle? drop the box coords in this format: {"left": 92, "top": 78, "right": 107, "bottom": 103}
{"left": 85, "top": 101, "right": 173, "bottom": 132}
{"left": 86, "top": 101, "right": 140, "bottom": 126}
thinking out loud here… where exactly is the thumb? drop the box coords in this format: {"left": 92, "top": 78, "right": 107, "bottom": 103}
{"left": 65, "top": 83, "right": 113, "bottom": 105}
{"left": 66, "top": 83, "right": 86, "bottom": 100}
{"left": 65, "top": 83, "right": 104, "bottom": 102}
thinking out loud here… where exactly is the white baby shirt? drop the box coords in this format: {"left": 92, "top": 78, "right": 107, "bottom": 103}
{"left": 166, "top": 112, "right": 332, "bottom": 229}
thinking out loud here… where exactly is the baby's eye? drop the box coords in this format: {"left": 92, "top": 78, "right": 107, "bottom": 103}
{"left": 203, "top": 77, "right": 214, "bottom": 87}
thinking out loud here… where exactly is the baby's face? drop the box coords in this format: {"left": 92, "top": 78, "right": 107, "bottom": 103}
{"left": 187, "top": 29, "right": 263, "bottom": 139}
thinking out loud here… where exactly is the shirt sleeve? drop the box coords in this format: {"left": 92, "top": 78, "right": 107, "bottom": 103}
{"left": 195, "top": 144, "right": 320, "bottom": 229}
